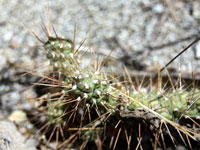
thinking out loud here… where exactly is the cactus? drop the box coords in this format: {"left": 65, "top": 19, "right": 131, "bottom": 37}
{"left": 28, "top": 22, "right": 200, "bottom": 149}
{"left": 44, "top": 37, "right": 200, "bottom": 120}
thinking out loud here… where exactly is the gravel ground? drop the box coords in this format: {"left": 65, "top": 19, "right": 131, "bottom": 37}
{"left": 0, "top": 0, "right": 200, "bottom": 149}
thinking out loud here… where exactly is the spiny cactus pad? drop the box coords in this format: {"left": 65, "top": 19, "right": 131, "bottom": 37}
{"left": 32, "top": 35, "right": 200, "bottom": 149}
{"left": 44, "top": 37, "right": 200, "bottom": 119}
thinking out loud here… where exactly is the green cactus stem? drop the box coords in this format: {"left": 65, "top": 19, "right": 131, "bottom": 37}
{"left": 31, "top": 33, "right": 200, "bottom": 149}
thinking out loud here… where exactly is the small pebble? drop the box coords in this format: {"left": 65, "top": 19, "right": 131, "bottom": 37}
{"left": 8, "top": 110, "right": 26, "bottom": 122}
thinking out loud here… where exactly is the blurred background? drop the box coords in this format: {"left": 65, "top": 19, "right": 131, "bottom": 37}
{"left": 0, "top": 0, "right": 200, "bottom": 149}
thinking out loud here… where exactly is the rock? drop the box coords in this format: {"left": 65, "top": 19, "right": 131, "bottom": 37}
{"left": 153, "top": 3, "right": 164, "bottom": 14}
{"left": 0, "top": 121, "right": 36, "bottom": 150}
{"left": 8, "top": 110, "right": 27, "bottom": 122}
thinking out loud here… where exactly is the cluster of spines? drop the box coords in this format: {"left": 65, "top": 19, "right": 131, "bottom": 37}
{"left": 33, "top": 35, "right": 200, "bottom": 149}
{"left": 44, "top": 37, "right": 200, "bottom": 120}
